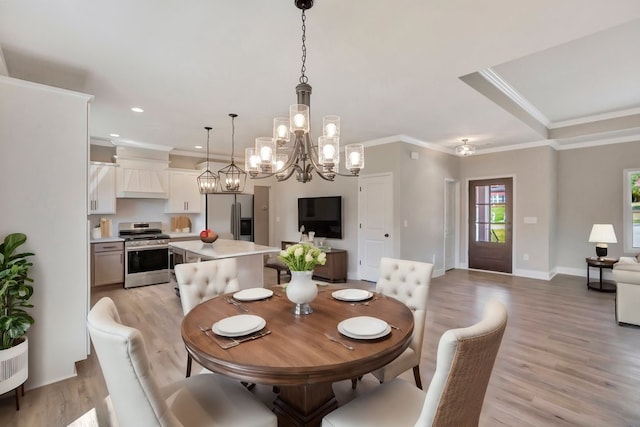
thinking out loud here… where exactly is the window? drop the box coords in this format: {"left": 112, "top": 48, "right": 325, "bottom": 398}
{"left": 623, "top": 169, "right": 640, "bottom": 253}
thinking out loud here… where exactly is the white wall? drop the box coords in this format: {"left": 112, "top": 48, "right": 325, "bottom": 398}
{"left": 0, "top": 76, "right": 92, "bottom": 388}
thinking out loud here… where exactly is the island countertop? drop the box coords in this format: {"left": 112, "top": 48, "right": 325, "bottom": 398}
{"left": 169, "top": 239, "right": 280, "bottom": 259}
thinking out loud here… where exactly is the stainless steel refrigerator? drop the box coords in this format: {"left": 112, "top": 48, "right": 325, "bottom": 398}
{"left": 206, "top": 194, "right": 253, "bottom": 241}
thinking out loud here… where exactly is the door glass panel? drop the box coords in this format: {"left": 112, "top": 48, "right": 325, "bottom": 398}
{"left": 474, "top": 184, "right": 507, "bottom": 243}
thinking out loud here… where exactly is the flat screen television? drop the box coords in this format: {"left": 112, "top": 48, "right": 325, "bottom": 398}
{"left": 298, "top": 196, "right": 342, "bottom": 239}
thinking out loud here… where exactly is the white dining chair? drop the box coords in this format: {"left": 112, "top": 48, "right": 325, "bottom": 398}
{"left": 174, "top": 258, "right": 240, "bottom": 377}
{"left": 323, "top": 299, "right": 508, "bottom": 427}
{"left": 355, "top": 257, "right": 433, "bottom": 389}
{"left": 87, "top": 297, "right": 277, "bottom": 427}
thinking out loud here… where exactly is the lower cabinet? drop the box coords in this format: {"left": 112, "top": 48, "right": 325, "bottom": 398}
{"left": 91, "top": 242, "right": 124, "bottom": 286}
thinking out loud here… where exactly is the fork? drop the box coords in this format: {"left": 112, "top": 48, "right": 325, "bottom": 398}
{"left": 324, "top": 333, "right": 354, "bottom": 350}
{"left": 350, "top": 297, "right": 379, "bottom": 306}
{"left": 225, "top": 297, "right": 249, "bottom": 312}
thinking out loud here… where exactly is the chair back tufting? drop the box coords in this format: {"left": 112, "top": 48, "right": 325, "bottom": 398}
{"left": 175, "top": 258, "right": 240, "bottom": 315}
{"left": 376, "top": 257, "right": 434, "bottom": 357}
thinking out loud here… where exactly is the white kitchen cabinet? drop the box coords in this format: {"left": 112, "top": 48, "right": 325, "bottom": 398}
{"left": 89, "top": 163, "right": 117, "bottom": 214}
{"left": 165, "top": 169, "right": 202, "bottom": 213}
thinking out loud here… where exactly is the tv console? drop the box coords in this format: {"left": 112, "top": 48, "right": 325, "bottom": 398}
{"left": 282, "top": 241, "right": 347, "bottom": 283}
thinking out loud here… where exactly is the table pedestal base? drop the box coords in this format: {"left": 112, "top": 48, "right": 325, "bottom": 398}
{"left": 273, "top": 382, "right": 338, "bottom": 427}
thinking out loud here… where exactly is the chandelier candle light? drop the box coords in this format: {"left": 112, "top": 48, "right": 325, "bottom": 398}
{"left": 245, "top": 0, "right": 364, "bottom": 183}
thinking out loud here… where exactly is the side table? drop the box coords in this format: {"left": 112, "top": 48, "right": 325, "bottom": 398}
{"left": 585, "top": 257, "right": 617, "bottom": 293}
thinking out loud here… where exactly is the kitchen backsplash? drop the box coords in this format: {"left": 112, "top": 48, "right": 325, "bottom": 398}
{"left": 89, "top": 198, "right": 203, "bottom": 236}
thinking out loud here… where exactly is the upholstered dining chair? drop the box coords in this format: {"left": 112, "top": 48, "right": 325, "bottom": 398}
{"left": 354, "top": 257, "right": 433, "bottom": 389}
{"left": 323, "top": 299, "right": 508, "bottom": 427}
{"left": 87, "top": 297, "right": 277, "bottom": 427}
{"left": 174, "top": 258, "right": 240, "bottom": 377}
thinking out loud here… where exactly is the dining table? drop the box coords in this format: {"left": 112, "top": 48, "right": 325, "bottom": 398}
{"left": 181, "top": 285, "right": 415, "bottom": 427}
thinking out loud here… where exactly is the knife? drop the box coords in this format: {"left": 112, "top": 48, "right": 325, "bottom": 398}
{"left": 220, "top": 330, "right": 272, "bottom": 349}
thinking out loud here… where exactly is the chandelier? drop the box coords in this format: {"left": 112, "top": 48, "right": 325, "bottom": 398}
{"left": 455, "top": 138, "right": 476, "bottom": 156}
{"left": 217, "top": 113, "right": 247, "bottom": 193}
{"left": 244, "top": 0, "right": 364, "bottom": 183}
{"left": 197, "top": 126, "right": 219, "bottom": 194}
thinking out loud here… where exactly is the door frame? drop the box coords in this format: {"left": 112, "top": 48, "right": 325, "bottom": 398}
{"left": 463, "top": 174, "right": 516, "bottom": 272}
{"left": 443, "top": 178, "right": 460, "bottom": 271}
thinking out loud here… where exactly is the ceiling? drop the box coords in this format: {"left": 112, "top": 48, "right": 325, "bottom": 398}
{"left": 1, "top": 0, "right": 639, "bottom": 159}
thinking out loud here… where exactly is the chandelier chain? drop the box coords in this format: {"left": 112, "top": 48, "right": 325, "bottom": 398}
{"left": 299, "top": 9, "right": 308, "bottom": 84}
{"left": 230, "top": 115, "right": 235, "bottom": 162}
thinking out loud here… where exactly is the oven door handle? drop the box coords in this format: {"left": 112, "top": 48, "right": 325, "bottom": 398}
{"left": 125, "top": 244, "right": 169, "bottom": 251}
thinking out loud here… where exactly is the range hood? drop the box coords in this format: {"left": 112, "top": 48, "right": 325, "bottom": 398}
{"left": 115, "top": 147, "right": 170, "bottom": 199}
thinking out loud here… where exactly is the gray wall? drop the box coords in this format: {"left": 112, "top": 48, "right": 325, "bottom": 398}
{"left": 557, "top": 140, "right": 640, "bottom": 275}
{"left": 460, "top": 145, "right": 556, "bottom": 278}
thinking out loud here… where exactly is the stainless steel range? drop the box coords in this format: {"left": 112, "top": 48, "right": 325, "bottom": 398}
{"left": 119, "top": 222, "right": 170, "bottom": 288}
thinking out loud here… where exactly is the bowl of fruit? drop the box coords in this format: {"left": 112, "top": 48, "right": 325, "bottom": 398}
{"left": 200, "top": 229, "right": 219, "bottom": 244}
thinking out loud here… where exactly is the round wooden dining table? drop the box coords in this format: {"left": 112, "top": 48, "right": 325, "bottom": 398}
{"left": 181, "top": 285, "right": 414, "bottom": 427}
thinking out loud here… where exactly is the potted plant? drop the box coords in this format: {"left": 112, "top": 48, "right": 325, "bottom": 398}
{"left": 0, "top": 232, "right": 35, "bottom": 404}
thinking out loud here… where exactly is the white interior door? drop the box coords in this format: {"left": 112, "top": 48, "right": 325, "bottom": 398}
{"left": 358, "top": 173, "right": 393, "bottom": 282}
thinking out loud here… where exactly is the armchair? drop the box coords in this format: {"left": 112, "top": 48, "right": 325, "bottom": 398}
{"left": 612, "top": 256, "right": 640, "bottom": 326}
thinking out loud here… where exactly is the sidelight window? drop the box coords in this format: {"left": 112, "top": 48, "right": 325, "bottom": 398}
{"left": 623, "top": 169, "right": 640, "bottom": 252}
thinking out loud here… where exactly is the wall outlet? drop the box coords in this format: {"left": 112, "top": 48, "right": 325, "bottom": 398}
{"left": 523, "top": 253, "right": 529, "bottom": 261}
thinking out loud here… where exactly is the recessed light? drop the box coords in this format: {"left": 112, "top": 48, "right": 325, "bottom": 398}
{"left": 131, "top": 107, "right": 144, "bottom": 113}
{"left": 194, "top": 145, "right": 203, "bottom": 149}
{"left": 109, "top": 133, "right": 120, "bottom": 138}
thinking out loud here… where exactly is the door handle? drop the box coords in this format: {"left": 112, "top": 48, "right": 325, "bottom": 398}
{"left": 384, "top": 233, "right": 389, "bottom": 238}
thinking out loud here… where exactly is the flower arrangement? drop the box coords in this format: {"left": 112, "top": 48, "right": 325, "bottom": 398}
{"left": 278, "top": 242, "right": 327, "bottom": 271}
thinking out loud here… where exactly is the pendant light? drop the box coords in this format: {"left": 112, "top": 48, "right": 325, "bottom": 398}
{"left": 197, "top": 126, "right": 219, "bottom": 194}
{"left": 217, "top": 113, "right": 247, "bottom": 193}
{"left": 245, "top": 0, "right": 364, "bottom": 183}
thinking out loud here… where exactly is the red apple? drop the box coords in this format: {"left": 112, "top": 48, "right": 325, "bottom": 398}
{"left": 207, "top": 230, "right": 215, "bottom": 238}
{"left": 200, "top": 229, "right": 210, "bottom": 238}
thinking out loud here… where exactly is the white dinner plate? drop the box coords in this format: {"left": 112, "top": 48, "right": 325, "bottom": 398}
{"left": 233, "top": 288, "right": 274, "bottom": 301}
{"left": 332, "top": 289, "right": 373, "bottom": 302}
{"left": 212, "top": 314, "right": 266, "bottom": 337}
{"left": 337, "top": 316, "right": 390, "bottom": 339}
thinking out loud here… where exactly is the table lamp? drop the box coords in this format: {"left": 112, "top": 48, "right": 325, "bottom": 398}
{"left": 588, "top": 224, "right": 617, "bottom": 259}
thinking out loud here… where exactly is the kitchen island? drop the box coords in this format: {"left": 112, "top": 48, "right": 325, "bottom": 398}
{"left": 169, "top": 239, "right": 280, "bottom": 288}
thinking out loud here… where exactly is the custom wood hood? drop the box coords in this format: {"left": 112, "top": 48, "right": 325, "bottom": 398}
{"left": 115, "top": 148, "right": 170, "bottom": 198}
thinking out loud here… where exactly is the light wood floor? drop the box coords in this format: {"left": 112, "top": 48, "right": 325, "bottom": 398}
{"left": 1, "top": 268, "right": 639, "bottom": 426}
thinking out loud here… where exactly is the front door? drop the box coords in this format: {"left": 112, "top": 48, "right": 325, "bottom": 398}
{"left": 468, "top": 178, "right": 512, "bottom": 273}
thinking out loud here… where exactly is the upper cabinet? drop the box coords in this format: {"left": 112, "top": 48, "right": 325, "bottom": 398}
{"left": 89, "top": 163, "right": 117, "bottom": 214}
{"left": 116, "top": 158, "right": 169, "bottom": 198}
{"left": 165, "top": 169, "right": 202, "bottom": 213}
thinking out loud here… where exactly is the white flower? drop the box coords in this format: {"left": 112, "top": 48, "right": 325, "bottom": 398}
{"left": 294, "top": 247, "right": 304, "bottom": 258}
{"left": 305, "top": 253, "right": 314, "bottom": 263}
{"left": 317, "top": 252, "right": 327, "bottom": 263}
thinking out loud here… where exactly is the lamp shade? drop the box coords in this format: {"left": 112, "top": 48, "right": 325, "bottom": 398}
{"left": 588, "top": 224, "right": 617, "bottom": 244}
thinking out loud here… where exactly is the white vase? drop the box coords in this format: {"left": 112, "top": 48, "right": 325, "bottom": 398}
{"left": 286, "top": 270, "right": 317, "bottom": 315}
